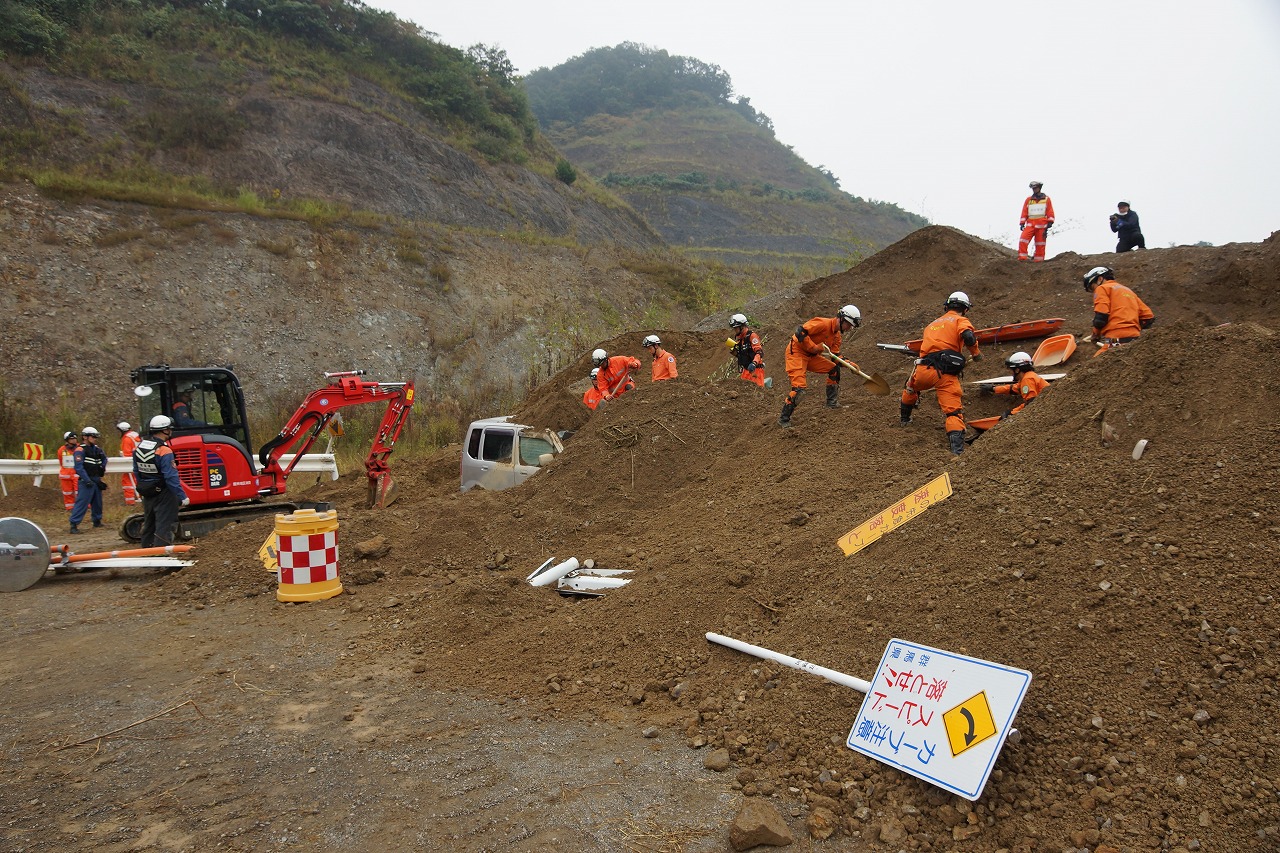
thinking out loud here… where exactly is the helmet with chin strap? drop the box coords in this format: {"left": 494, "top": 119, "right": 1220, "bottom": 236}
{"left": 149, "top": 415, "right": 174, "bottom": 431}
{"left": 1006, "top": 351, "right": 1033, "bottom": 372}
{"left": 591, "top": 348, "right": 608, "bottom": 367}
{"left": 1083, "top": 266, "right": 1114, "bottom": 291}
{"left": 729, "top": 313, "right": 748, "bottom": 328}
{"left": 642, "top": 334, "right": 661, "bottom": 348}
{"left": 836, "top": 304, "right": 861, "bottom": 328}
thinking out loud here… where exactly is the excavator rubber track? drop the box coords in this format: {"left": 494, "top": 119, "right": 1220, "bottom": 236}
{"left": 118, "top": 500, "right": 332, "bottom": 544}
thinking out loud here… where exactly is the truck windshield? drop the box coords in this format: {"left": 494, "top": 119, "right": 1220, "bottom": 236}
{"left": 519, "top": 435, "right": 557, "bottom": 466}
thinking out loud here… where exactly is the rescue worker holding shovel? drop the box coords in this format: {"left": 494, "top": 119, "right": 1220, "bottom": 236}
{"left": 1082, "top": 266, "right": 1154, "bottom": 355}
{"left": 729, "top": 313, "right": 767, "bottom": 388}
{"left": 899, "top": 291, "right": 982, "bottom": 455}
{"left": 778, "top": 305, "right": 861, "bottom": 427}
{"left": 133, "top": 415, "right": 189, "bottom": 548}
{"left": 591, "top": 348, "right": 642, "bottom": 403}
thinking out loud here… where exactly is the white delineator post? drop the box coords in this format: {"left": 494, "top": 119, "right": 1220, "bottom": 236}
{"left": 705, "top": 632, "right": 872, "bottom": 694}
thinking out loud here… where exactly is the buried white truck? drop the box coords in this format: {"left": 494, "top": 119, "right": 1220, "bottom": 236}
{"left": 460, "top": 416, "right": 564, "bottom": 492}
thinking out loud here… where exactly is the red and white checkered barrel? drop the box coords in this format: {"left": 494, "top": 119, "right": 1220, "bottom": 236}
{"left": 274, "top": 508, "right": 343, "bottom": 602}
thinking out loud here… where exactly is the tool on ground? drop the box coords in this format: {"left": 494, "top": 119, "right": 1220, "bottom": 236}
{"left": 876, "top": 343, "right": 916, "bottom": 355}
{"left": 1030, "top": 333, "right": 1076, "bottom": 368}
{"left": 970, "top": 372, "right": 1066, "bottom": 386}
{"left": 820, "top": 345, "right": 891, "bottom": 396}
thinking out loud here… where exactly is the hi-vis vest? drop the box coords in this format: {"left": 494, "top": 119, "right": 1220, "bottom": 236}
{"left": 133, "top": 437, "right": 167, "bottom": 480}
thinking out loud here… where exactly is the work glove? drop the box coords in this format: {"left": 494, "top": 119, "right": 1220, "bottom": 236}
{"left": 745, "top": 362, "right": 757, "bottom": 373}
{"left": 96, "top": 479, "right": 108, "bottom": 491}
{"left": 979, "top": 386, "right": 993, "bottom": 397}
{"left": 970, "top": 353, "right": 983, "bottom": 362}
{"left": 180, "top": 497, "right": 191, "bottom": 507}
{"left": 1044, "top": 223, "right": 1053, "bottom": 231}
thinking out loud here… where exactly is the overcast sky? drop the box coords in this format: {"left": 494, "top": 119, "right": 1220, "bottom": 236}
{"left": 374, "top": 0, "right": 1280, "bottom": 257}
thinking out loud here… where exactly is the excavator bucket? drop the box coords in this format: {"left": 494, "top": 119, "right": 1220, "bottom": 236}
{"left": 368, "top": 471, "right": 398, "bottom": 508}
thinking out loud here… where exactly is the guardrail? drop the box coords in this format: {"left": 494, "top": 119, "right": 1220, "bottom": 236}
{"left": 0, "top": 454, "right": 340, "bottom": 497}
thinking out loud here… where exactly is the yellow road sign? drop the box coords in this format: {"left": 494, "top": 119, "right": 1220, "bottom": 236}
{"left": 23, "top": 443, "right": 44, "bottom": 460}
{"left": 837, "top": 472, "right": 952, "bottom": 556}
{"left": 943, "top": 691, "right": 998, "bottom": 757}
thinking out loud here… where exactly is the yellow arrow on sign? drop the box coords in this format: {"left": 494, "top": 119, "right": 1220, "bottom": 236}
{"left": 942, "top": 691, "right": 998, "bottom": 757}
{"left": 836, "top": 472, "right": 952, "bottom": 556}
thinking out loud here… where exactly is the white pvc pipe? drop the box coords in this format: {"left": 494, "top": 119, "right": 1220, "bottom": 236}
{"left": 528, "top": 557, "right": 579, "bottom": 587}
{"left": 559, "top": 575, "right": 630, "bottom": 591}
{"left": 706, "top": 632, "right": 872, "bottom": 694}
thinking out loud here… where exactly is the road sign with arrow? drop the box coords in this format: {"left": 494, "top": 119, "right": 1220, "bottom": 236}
{"left": 846, "top": 639, "right": 1032, "bottom": 801}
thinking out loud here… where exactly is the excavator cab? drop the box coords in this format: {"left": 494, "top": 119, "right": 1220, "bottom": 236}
{"left": 131, "top": 365, "right": 251, "bottom": 448}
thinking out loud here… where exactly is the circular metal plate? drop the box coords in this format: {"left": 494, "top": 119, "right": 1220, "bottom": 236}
{"left": 0, "top": 517, "right": 51, "bottom": 593}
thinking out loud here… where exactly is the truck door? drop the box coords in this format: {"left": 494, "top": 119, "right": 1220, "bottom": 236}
{"left": 462, "top": 424, "right": 518, "bottom": 491}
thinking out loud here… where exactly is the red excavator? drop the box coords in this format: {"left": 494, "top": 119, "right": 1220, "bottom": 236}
{"left": 122, "top": 365, "right": 413, "bottom": 542}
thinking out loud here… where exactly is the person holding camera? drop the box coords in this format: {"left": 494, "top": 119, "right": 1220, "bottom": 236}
{"left": 1110, "top": 201, "right": 1146, "bottom": 252}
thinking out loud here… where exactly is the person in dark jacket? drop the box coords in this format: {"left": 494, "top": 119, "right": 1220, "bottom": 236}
{"left": 69, "top": 426, "right": 109, "bottom": 533}
{"left": 1110, "top": 201, "right": 1146, "bottom": 252}
{"left": 132, "top": 415, "right": 189, "bottom": 547}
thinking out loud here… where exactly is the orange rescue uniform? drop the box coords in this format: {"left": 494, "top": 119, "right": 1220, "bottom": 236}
{"left": 649, "top": 348, "right": 678, "bottom": 382}
{"left": 784, "top": 317, "right": 842, "bottom": 391}
{"left": 992, "top": 370, "right": 1049, "bottom": 416}
{"left": 595, "top": 355, "right": 642, "bottom": 401}
{"left": 1092, "top": 279, "right": 1154, "bottom": 349}
{"left": 56, "top": 441, "right": 78, "bottom": 511}
{"left": 1018, "top": 193, "right": 1056, "bottom": 262}
{"left": 733, "top": 326, "right": 766, "bottom": 387}
{"left": 901, "top": 310, "right": 981, "bottom": 434}
{"left": 119, "top": 428, "right": 141, "bottom": 504}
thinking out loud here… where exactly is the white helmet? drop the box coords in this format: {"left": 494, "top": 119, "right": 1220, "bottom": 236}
{"left": 63, "top": 431, "right": 77, "bottom": 440}
{"left": 591, "top": 348, "right": 608, "bottom": 367}
{"left": 837, "top": 304, "right": 861, "bottom": 328}
{"left": 116, "top": 421, "right": 131, "bottom": 433}
{"left": 729, "top": 313, "right": 748, "bottom": 328}
{"left": 945, "top": 291, "right": 972, "bottom": 311}
{"left": 149, "top": 414, "right": 174, "bottom": 431}
{"left": 1083, "top": 266, "right": 1114, "bottom": 291}
{"left": 590, "top": 367, "right": 599, "bottom": 378}
{"left": 642, "top": 334, "right": 661, "bottom": 348}
{"left": 81, "top": 426, "right": 100, "bottom": 437}
{"left": 1006, "top": 351, "right": 1033, "bottom": 370}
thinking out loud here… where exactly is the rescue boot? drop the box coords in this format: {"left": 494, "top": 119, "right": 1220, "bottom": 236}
{"left": 825, "top": 385, "right": 839, "bottom": 409}
{"left": 69, "top": 525, "right": 82, "bottom": 535}
{"left": 897, "top": 403, "right": 914, "bottom": 425}
{"left": 777, "top": 402, "right": 795, "bottom": 427}
{"left": 947, "top": 430, "right": 965, "bottom": 455}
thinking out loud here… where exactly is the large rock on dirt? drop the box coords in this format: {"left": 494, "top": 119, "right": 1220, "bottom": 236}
{"left": 729, "top": 799, "right": 794, "bottom": 850}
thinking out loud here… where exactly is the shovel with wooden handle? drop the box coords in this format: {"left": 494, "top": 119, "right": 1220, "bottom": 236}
{"left": 821, "top": 345, "right": 891, "bottom": 396}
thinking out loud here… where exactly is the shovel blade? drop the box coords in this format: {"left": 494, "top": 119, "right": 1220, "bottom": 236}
{"left": 864, "top": 373, "right": 892, "bottom": 396}
{"left": 367, "top": 472, "right": 398, "bottom": 508}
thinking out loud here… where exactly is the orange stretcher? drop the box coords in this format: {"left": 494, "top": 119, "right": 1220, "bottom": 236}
{"left": 902, "top": 318, "right": 1066, "bottom": 353}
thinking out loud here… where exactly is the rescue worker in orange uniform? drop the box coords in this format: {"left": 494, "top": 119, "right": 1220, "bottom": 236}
{"left": 1018, "top": 181, "right": 1055, "bottom": 262}
{"left": 56, "top": 431, "right": 79, "bottom": 512}
{"left": 591, "top": 348, "right": 642, "bottom": 402}
{"left": 729, "top": 313, "right": 767, "bottom": 388}
{"left": 1082, "top": 266, "right": 1154, "bottom": 355}
{"left": 582, "top": 368, "right": 603, "bottom": 410}
{"left": 778, "top": 305, "right": 861, "bottom": 427}
{"left": 642, "top": 335, "right": 678, "bottom": 381}
{"left": 981, "top": 351, "right": 1049, "bottom": 417}
{"left": 899, "top": 291, "right": 983, "bottom": 455}
{"left": 116, "top": 421, "right": 140, "bottom": 505}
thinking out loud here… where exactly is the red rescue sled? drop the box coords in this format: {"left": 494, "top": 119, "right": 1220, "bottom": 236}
{"left": 904, "top": 318, "right": 1066, "bottom": 353}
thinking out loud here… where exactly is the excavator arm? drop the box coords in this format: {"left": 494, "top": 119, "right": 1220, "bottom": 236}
{"left": 257, "top": 371, "right": 415, "bottom": 507}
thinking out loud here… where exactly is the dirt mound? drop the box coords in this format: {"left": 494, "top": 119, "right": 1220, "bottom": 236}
{"left": 16, "top": 228, "right": 1280, "bottom": 850}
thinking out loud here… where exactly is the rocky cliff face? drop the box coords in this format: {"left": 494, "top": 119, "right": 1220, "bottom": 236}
{"left": 0, "top": 65, "right": 726, "bottom": 434}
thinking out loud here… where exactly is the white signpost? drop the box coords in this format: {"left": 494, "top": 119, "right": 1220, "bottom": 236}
{"left": 846, "top": 638, "right": 1032, "bottom": 801}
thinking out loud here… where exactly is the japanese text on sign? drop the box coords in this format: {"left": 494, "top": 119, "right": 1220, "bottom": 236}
{"left": 847, "top": 638, "right": 1032, "bottom": 801}
{"left": 837, "top": 472, "right": 952, "bottom": 556}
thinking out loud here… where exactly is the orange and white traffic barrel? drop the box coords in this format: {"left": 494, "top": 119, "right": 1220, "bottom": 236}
{"left": 274, "top": 508, "right": 343, "bottom": 602}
